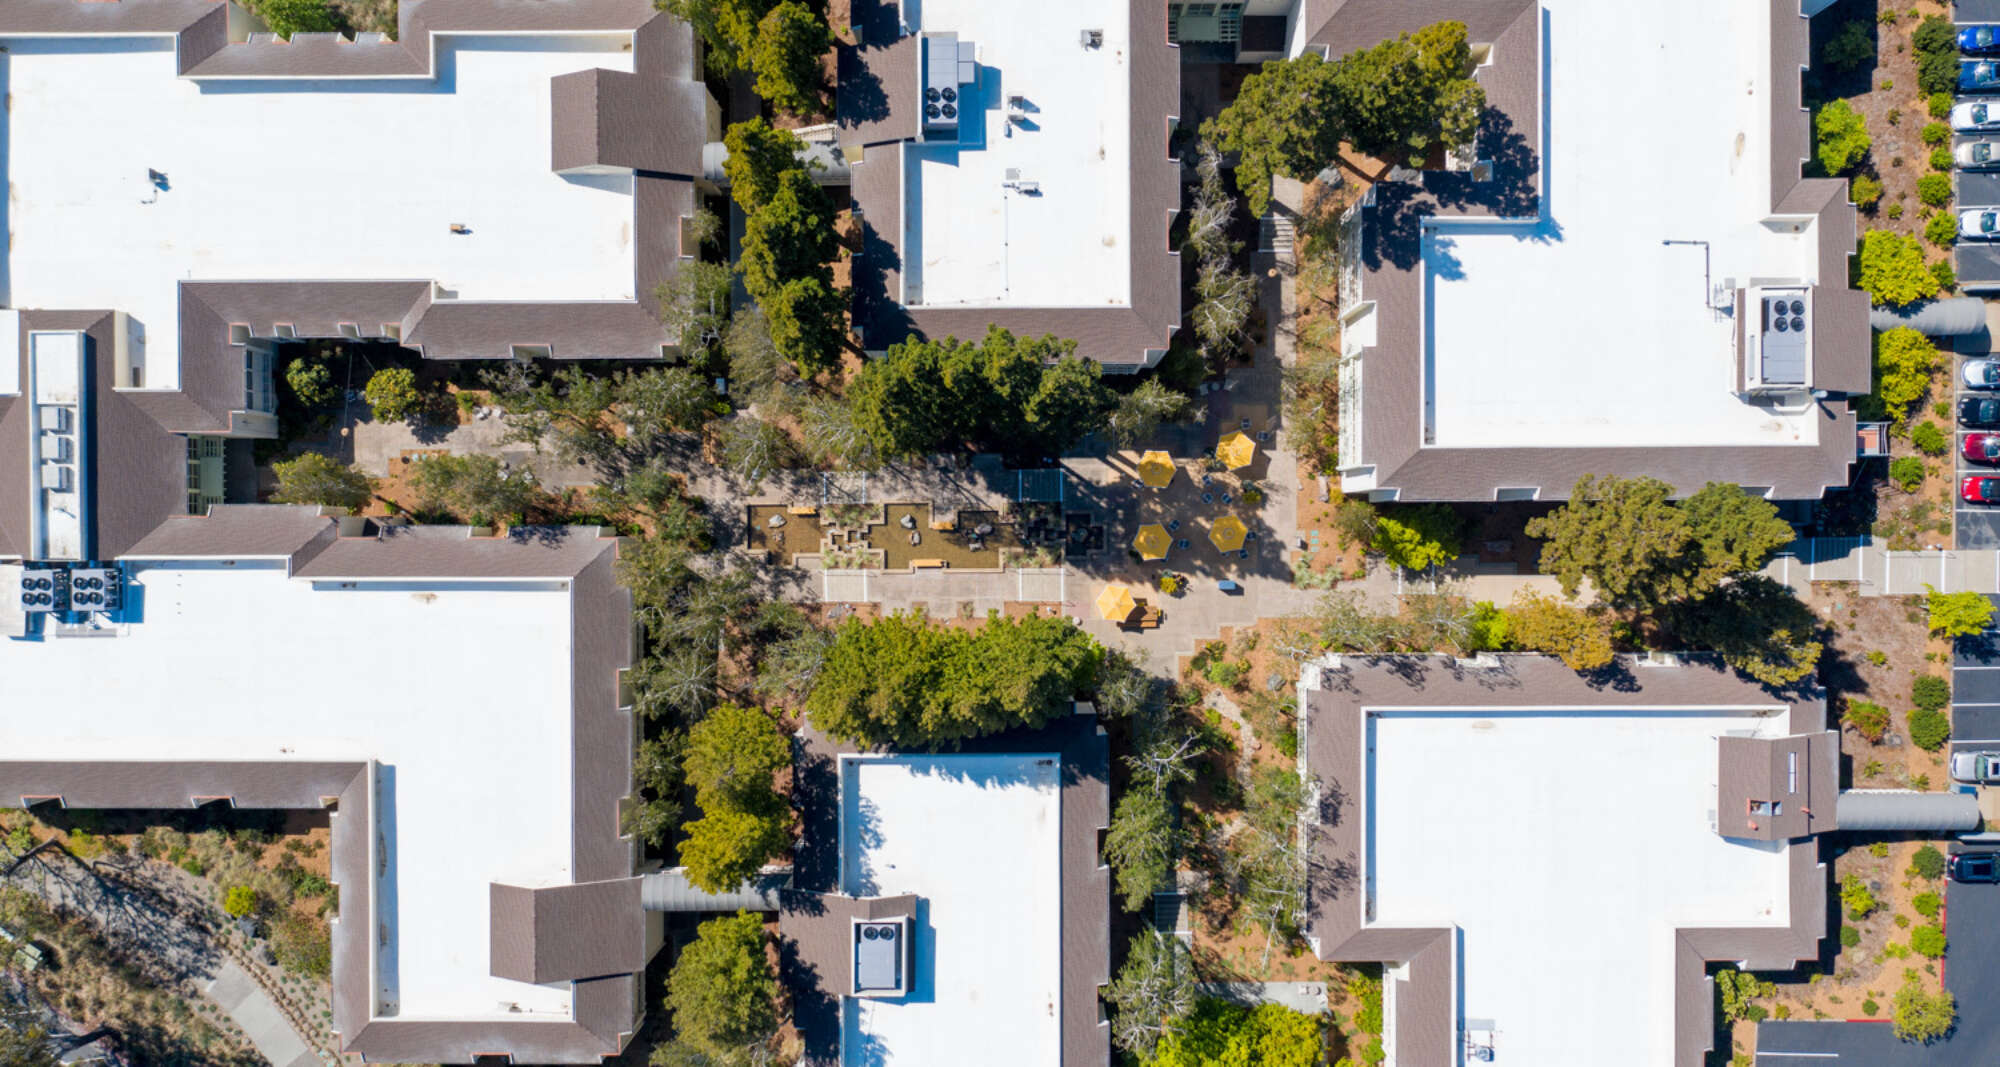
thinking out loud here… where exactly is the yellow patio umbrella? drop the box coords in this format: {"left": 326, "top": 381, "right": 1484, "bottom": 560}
{"left": 1217, "top": 431, "right": 1257, "bottom": 471}
{"left": 1137, "top": 451, "right": 1177, "bottom": 489}
{"left": 1096, "top": 583, "right": 1139, "bottom": 622}
{"left": 1132, "top": 523, "right": 1172, "bottom": 561}
{"left": 1209, "top": 514, "right": 1249, "bottom": 553}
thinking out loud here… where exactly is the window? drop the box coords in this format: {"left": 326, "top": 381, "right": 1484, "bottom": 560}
{"left": 1749, "top": 800, "right": 1782, "bottom": 817}
{"left": 243, "top": 349, "right": 274, "bottom": 414}
{"left": 228, "top": 323, "right": 252, "bottom": 346}
{"left": 1787, "top": 752, "right": 1797, "bottom": 794}
{"left": 510, "top": 344, "right": 553, "bottom": 360}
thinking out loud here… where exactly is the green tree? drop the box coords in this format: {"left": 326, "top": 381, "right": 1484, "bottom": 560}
{"left": 679, "top": 803, "right": 791, "bottom": 893}
{"left": 285, "top": 356, "right": 335, "bottom": 408}
{"left": 659, "top": 0, "right": 772, "bottom": 76}
{"left": 407, "top": 453, "right": 538, "bottom": 523}
{"left": 1024, "top": 355, "right": 1115, "bottom": 457}
{"left": 1927, "top": 586, "right": 1996, "bottom": 637}
{"left": 1103, "top": 785, "right": 1175, "bottom": 912}
{"left": 1669, "top": 577, "right": 1823, "bottom": 688}
{"left": 1526, "top": 475, "right": 1692, "bottom": 609}
{"left": 624, "top": 733, "right": 687, "bottom": 849}
{"left": 1859, "top": 230, "right": 1943, "bottom": 307}
{"left": 254, "top": 0, "right": 339, "bottom": 37}
{"left": 805, "top": 612, "right": 1103, "bottom": 747}
{"left": 1717, "top": 968, "right": 1776, "bottom": 1022}
{"left": 1106, "top": 378, "right": 1196, "bottom": 447}
{"left": 622, "top": 366, "right": 723, "bottom": 442}
{"left": 1201, "top": 53, "right": 1344, "bottom": 215}
{"left": 1504, "top": 591, "right": 1614, "bottom": 671}
{"left": 1823, "top": 19, "right": 1874, "bottom": 72}
{"left": 657, "top": 260, "right": 735, "bottom": 354}
{"left": 1329, "top": 20, "right": 1485, "bottom": 169}
{"left": 740, "top": 170, "right": 837, "bottom": 300}
{"left": 1815, "top": 99, "right": 1871, "bottom": 175}
{"left": 724, "top": 307, "right": 795, "bottom": 405}
{"left": 1917, "top": 172, "right": 1953, "bottom": 207}
{"left": 749, "top": 0, "right": 831, "bottom": 115}
{"left": 1192, "top": 259, "right": 1256, "bottom": 358}
{"left": 1908, "top": 705, "right": 1951, "bottom": 751}
{"left": 0, "top": 1023, "right": 61, "bottom": 1067}
{"left": 1369, "top": 503, "right": 1463, "bottom": 571}
{"left": 717, "top": 415, "right": 801, "bottom": 492}
{"left": 1872, "top": 328, "right": 1939, "bottom": 422}
{"left": 685, "top": 705, "right": 790, "bottom": 809}
{"left": 847, "top": 327, "right": 1109, "bottom": 460}
{"left": 1154, "top": 999, "right": 1326, "bottom": 1067}
{"left": 762, "top": 274, "right": 848, "bottom": 376}
{"left": 721, "top": 118, "right": 806, "bottom": 213}
{"left": 665, "top": 911, "right": 779, "bottom": 1062}
{"left": 1911, "top": 844, "right": 1947, "bottom": 879}
{"left": 270, "top": 452, "right": 374, "bottom": 510}
{"left": 1105, "top": 930, "right": 1196, "bottom": 1060}
{"left": 1893, "top": 977, "right": 1955, "bottom": 1043}
{"left": 1680, "top": 482, "right": 1796, "bottom": 589}
{"left": 364, "top": 366, "right": 424, "bottom": 422}
{"left": 799, "top": 394, "right": 880, "bottom": 470}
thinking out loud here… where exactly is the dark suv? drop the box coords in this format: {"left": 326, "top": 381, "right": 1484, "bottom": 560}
{"left": 1950, "top": 851, "right": 2000, "bottom": 883}
{"left": 1963, "top": 396, "right": 2000, "bottom": 429}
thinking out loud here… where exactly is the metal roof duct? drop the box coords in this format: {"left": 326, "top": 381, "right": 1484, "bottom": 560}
{"left": 1834, "top": 790, "right": 1981, "bottom": 832}
{"left": 1867, "top": 296, "right": 1989, "bottom": 337}
{"left": 640, "top": 868, "right": 789, "bottom": 912}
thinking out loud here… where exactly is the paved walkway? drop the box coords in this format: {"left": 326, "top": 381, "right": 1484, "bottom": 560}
{"left": 1193, "top": 981, "right": 1330, "bottom": 1015}
{"left": 1759, "top": 537, "right": 2000, "bottom": 597}
{"left": 206, "top": 960, "right": 321, "bottom": 1067}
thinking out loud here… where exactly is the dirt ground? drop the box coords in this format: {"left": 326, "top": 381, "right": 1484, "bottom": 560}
{"left": 1766, "top": 840, "right": 1950, "bottom": 1021}
{"left": 1807, "top": 585, "right": 1953, "bottom": 786}
{"left": 1816, "top": 0, "right": 1953, "bottom": 259}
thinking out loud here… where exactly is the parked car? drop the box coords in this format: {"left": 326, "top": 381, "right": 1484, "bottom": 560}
{"left": 1966, "top": 432, "right": 2000, "bottom": 464}
{"left": 1961, "top": 139, "right": 2000, "bottom": 168}
{"left": 1950, "top": 851, "right": 2000, "bottom": 883}
{"left": 1964, "top": 475, "right": 2000, "bottom": 504}
{"left": 1963, "top": 209, "right": 2000, "bottom": 240}
{"left": 1962, "top": 395, "right": 2000, "bottom": 428}
{"left": 1969, "top": 360, "right": 2000, "bottom": 388}
{"left": 1953, "top": 750, "right": 2000, "bottom": 783}
{"left": 1965, "top": 60, "right": 2000, "bottom": 91}
{"left": 1954, "top": 100, "right": 2000, "bottom": 132}
{"left": 1968, "top": 24, "right": 2000, "bottom": 53}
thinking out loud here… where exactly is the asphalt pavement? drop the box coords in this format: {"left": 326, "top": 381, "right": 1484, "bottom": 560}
{"left": 1955, "top": 338, "right": 2000, "bottom": 547}
{"left": 1757, "top": 869, "right": 2000, "bottom": 1062}
{"left": 1954, "top": 612, "right": 2000, "bottom": 772}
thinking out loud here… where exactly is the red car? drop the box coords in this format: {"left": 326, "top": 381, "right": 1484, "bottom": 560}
{"left": 1965, "top": 475, "right": 2000, "bottom": 505}
{"left": 1969, "top": 433, "right": 2000, "bottom": 465}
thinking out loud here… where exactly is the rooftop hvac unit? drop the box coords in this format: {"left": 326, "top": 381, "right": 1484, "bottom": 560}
{"left": 1081, "top": 28, "right": 1103, "bottom": 48}
{"left": 18, "top": 568, "right": 65, "bottom": 614}
{"left": 67, "top": 568, "right": 123, "bottom": 613}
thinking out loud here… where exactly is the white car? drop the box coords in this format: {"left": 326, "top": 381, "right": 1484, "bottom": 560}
{"left": 1963, "top": 208, "right": 2000, "bottom": 239}
{"left": 1952, "top": 750, "right": 2000, "bottom": 784}
{"left": 1961, "top": 139, "right": 2000, "bottom": 168}
{"left": 1968, "top": 360, "right": 2000, "bottom": 389}
{"left": 1953, "top": 100, "right": 2000, "bottom": 132}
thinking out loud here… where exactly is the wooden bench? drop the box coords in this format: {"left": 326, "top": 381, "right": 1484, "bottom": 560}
{"left": 910, "top": 558, "right": 947, "bottom": 569}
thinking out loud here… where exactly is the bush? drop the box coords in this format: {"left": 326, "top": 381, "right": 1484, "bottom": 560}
{"left": 1920, "top": 49, "right": 1960, "bottom": 96}
{"left": 1917, "top": 173, "right": 1952, "bottom": 207}
{"left": 363, "top": 367, "right": 424, "bottom": 422}
{"left": 1859, "top": 233, "right": 1942, "bottom": 307}
{"left": 222, "top": 885, "right": 259, "bottom": 918}
{"left": 1894, "top": 977, "right": 1956, "bottom": 1043}
{"left": 1912, "top": 844, "right": 1948, "bottom": 880}
{"left": 1934, "top": 258, "right": 1959, "bottom": 292}
{"left": 1908, "top": 705, "right": 1951, "bottom": 751}
{"left": 1817, "top": 100, "right": 1873, "bottom": 175}
{"left": 1874, "top": 327, "right": 1942, "bottom": 420}
{"left": 1889, "top": 455, "right": 1927, "bottom": 491}
{"left": 1846, "top": 699, "right": 1891, "bottom": 741}
{"left": 1912, "top": 922, "right": 1947, "bottom": 958}
{"left": 1931, "top": 145, "right": 1955, "bottom": 171}
{"left": 269, "top": 912, "right": 331, "bottom": 979}
{"left": 1926, "top": 208, "right": 1960, "bottom": 247}
{"left": 1888, "top": 202, "right": 1905, "bottom": 220}
{"left": 1503, "top": 591, "right": 1614, "bottom": 672}
{"left": 1369, "top": 503, "right": 1463, "bottom": 571}
{"left": 1851, "top": 173, "right": 1884, "bottom": 209}
{"left": 1913, "top": 674, "right": 1950, "bottom": 712}
{"left": 1204, "top": 659, "right": 1247, "bottom": 688}
{"left": 1921, "top": 121, "right": 1952, "bottom": 146}
{"left": 1717, "top": 968, "right": 1775, "bottom": 1023}
{"left": 1928, "top": 586, "right": 1997, "bottom": 637}
{"left": 285, "top": 357, "right": 335, "bottom": 408}
{"left": 1914, "top": 15, "right": 1957, "bottom": 57}
{"left": 1154, "top": 999, "right": 1326, "bottom": 1067}
{"left": 1839, "top": 924, "right": 1861, "bottom": 948}
{"left": 1930, "top": 91, "right": 1954, "bottom": 119}
{"left": 253, "top": 0, "right": 338, "bottom": 37}
{"left": 271, "top": 452, "right": 374, "bottom": 511}
{"left": 1913, "top": 890, "right": 1942, "bottom": 918}
{"left": 1841, "top": 873, "right": 1878, "bottom": 920}
{"left": 1912, "top": 421, "right": 1949, "bottom": 456}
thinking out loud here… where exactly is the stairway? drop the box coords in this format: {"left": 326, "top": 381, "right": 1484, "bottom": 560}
{"left": 1258, "top": 212, "right": 1295, "bottom": 256}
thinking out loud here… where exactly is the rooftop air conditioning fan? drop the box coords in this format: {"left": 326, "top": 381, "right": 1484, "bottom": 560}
{"left": 941, "top": 86, "right": 957, "bottom": 103}
{"left": 1773, "top": 317, "right": 1789, "bottom": 333}
{"left": 925, "top": 87, "right": 941, "bottom": 103}
{"left": 926, "top": 103, "right": 941, "bottom": 119}
{"left": 941, "top": 103, "right": 957, "bottom": 119}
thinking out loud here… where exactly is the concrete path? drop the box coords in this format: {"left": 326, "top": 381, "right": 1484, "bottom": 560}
{"left": 1193, "top": 981, "right": 1330, "bottom": 1015}
{"left": 205, "top": 961, "right": 322, "bottom": 1067}
{"left": 1758, "top": 537, "right": 2000, "bottom": 597}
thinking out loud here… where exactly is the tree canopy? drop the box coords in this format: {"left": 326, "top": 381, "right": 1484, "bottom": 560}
{"left": 748, "top": 0, "right": 832, "bottom": 115}
{"left": 665, "top": 910, "right": 779, "bottom": 1063}
{"left": 806, "top": 612, "right": 1104, "bottom": 747}
{"left": 1525, "top": 477, "right": 1793, "bottom": 611}
{"left": 271, "top": 452, "right": 374, "bottom": 511}
{"left": 846, "top": 327, "right": 1114, "bottom": 460}
{"left": 1369, "top": 503, "right": 1464, "bottom": 571}
{"left": 1814, "top": 99, "right": 1871, "bottom": 175}
{"left": 722, "top": 118, "right": 808, "bottom": 214}
{"left": 1152, "top": 998, "right": 1326, "bottom": 1067}
{"left": 685, "top": 705, "right": 791, "bottom": 809}
{"left": 407, "top": 453, "right": 538, "bottom": 524}
{"left": 1858, "top": 230, "right": 1942, "bottom": 308}
{"left": 1667, "top": 577, "right": 1823, "bottom": 688}
{"left": 364, "top": 367, "right": 424, "bottom": 422}
{"left": 1872, "top": 328, "right": 1941, "bottom": 423}
{"left": 1105, "top": 931, "right": 1196, "bottom": 1061}
{"left": 1200, "top": 54, "right": 1343, "bottom": 216}
{"left": 1503, "top": 591, "right": 1614, "bottom": 671}
{"left": 1928, "top": 587, "right": 1997, "bottom": 638}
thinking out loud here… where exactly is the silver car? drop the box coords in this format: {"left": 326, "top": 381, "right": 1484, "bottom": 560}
{"left": 1954, "top": 100, "right": 2000, "bottom": 132}
{"left": 1960, "top": 140, "right": 2000, "bottom": 169}
{"left": 1952, "top": 750, "right": 2000, "bottom": 784}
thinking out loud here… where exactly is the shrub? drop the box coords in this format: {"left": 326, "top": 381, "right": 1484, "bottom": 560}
{"left": 1873, "top": 327, "right": 1941, "bottom": 420}
{"left": 1845, "top": 699, "right": 1891, "bottom": 741}
{"left": 1204, "top": 659, "right": 1247, "bottom": 688}
{"left": 1369, "top": 503, "right": 1463, "bottom": 571}
{"left": 1889, "top": 455, "right": 1926, "bottom": 491}
{"left": 1920, "top": 49, "right": 1960, "bottom": 95}
{"left": 1503, "top": 591, "right": 1614, "bottom": 672}
{"left": 1913, "top": 15, "right": 1957, "bottom": 57}
{"left": 1934, "top": 258, "right": 1958, "bottom": 292}
{"left": 222, "top": 885, "right": 259, "bottom": 918}
{"left": 1931, "top": 146, "right": 1955, "bottom": 171}
{"left": 1913, "top": 890, "right": 1942, "bottom": 919}
{"left": 269, "top": 912, "right": 331, "bottom": 979}
{"left": 1921, "top": 121, "right": 1952, "bottom": 146}
{"left": 1894, "top": 978, "right": 1956, "bottom": 1042}
{"left": 1859, "top": 233, "right": 1942, "bottom": 307}
{"left": 1912, "top": 421, "right": 1948, "bottom": 455}
{"left": 1917, "top": 173, "right": 1952, "bottom": 207}
{"left": 1930, "top": 91, "right": 1953, "bottom": 119}
{"left": 1908, "top": 706, "right": 1951, "bottom": 751}
{"left": 1158, "top": 572, "right": 1186, "bottom": 595}
{"left": 1888, "top": 202, "right": 1905, "bottom": 220}
{"left": 285, "top": 357, "right": 335, "bottom": 408}
{"left": 1913, "top": 674, "right": 1950, "bottom": 712}
{"left": 1717, "top": 968, "right": 1775, "bottom": 1023}
{"left": 1840, "top": 925, "right": 1861, "bottom": 948}
{"left": 1928, "top": 586, "right": 1997, "bottom": 637}
{"left": 1911, "top": 844, "right": 1947, "bottom": 879}
{"left": 1851, "top": 173, "right": 1884, "bottom": 209}
{"left": 363, "top": 367, "right": 424, "bottom": 422}
{"left": 1817, "top": 100, "right": 1873, "bottom": 175}
{"left": 1841, "top": 873, "right": 1878, "bottom": 920}
{"left": 254, "top": 0, "right": 339, "bottom": 37}
{"left": 271, "top": 452, "right": 374, "bottom": 511}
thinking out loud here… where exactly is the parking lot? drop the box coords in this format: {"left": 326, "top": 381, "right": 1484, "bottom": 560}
{"left": 1952, "top": 319, "right": 2000, "bottom": 547}
{"left": 1954, "top": 615, "right": 2000, "bottom": 767}
{"left": 1757, "top": 864, "right": 2000, "bottom": 1062}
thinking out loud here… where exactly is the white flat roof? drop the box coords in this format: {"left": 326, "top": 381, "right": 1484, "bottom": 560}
{"left": 1423, "top": 0, "right": 1822, "bottom": 450}
{"left": 0, "top": 34, "right": 638, "bottom": 388}
{"left": 0, "top": 561, "right": 579, "bottom": 1021}
{"left": 1368, "top": 707, "right": 1793, "bottom": 1066}
{"left": 901, "top": 0, "right": 1131, "bottom": 309}
{"left": 837, "top": 753, "right": 1061, "bottom": 1067}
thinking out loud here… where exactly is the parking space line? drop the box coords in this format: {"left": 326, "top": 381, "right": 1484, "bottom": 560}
{"left": 1956, "top": 665, "right": 2000, "bottom": 670}
{"left": 1953, "top": 702, "right": 2000, "bottom": 707}
{"left": 1951, "top": 737, "right": 2000, "bottom": 743}
{"left": 1756, "top": 1054, "right": 1841, "bottom": 1060}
